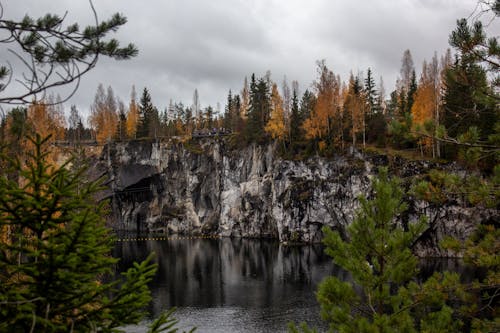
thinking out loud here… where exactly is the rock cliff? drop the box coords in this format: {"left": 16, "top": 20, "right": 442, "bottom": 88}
{"left": 99, "top": 139, "right": 497, "bottom": 257}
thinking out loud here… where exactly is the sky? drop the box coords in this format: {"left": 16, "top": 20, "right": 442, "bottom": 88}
{"left": 1, "top": 0, "right": 497, "bottom": 121}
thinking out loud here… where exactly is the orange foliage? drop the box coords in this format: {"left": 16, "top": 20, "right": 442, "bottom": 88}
{"left": 303, "top": 61, "right": 341, "bottom": 141}
{"left": 126, "top": 100, "right": 139, "bottom": 139}
{"left": 411, "top": 82, "right": 434, "bottom": 126}
{"left": 90, "top": 109, "right": 118, "bottom": 143}
{"left": 28, "top": 102, "right": 66, "bottom": 141}
{"left": 265, "top": 83, "right": 287, "bottom": 140}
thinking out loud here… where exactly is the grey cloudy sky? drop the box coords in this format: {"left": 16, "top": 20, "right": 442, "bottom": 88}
{"left": 2, "top": 0, "right": 494, "bottom": 120}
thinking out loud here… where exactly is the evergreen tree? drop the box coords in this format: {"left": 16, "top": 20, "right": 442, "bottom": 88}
{"left": 289, "top": 88, "right": 302, "bottom": 144}
{"left": 224, "top": 90, "right": 233, "bottom": 130}
{"left": 183, "top": 106, "right": 194, "bottom": 135}
{"left": 299, "top": 90, "right": 315, "bottom": 122}
{"left": 439, "top": 9, "right": 499, "bottom": 166}
{"left": 245, "top": 74, "right": 270, "bottom": 142}
{"left": 204, "top": 106, "right": 214, "bottom": 130}
{"left": 0, "top": 3, "right": 138, "bottom": 105}
{"left": 232, "top": 94, "right": 243, "bottom": 132}
{"left": 291, "top": 168, "right": 463, "bottom": 333}
{"left": 406, "top": 70, "right": 418, "bottom": 114}
{"left": 137, "top": 88, "right": 156, "bottom": 138}
{"left": 364, "top": 68, "right": 377, "bottom": 115}
{"left": 0, "top": 135, "right": 157, "bottom": 331}
{"left": 442, "top": 58, "right": 498, "bottom": 158}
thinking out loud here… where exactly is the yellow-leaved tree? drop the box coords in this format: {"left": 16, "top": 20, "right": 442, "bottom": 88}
{"left": 28, "top": 98, "right": 66, "bottom": 142}
{"left": 89, "top": 84, "right": 118, "bottom": 143}
{"left": 265, "top": 83, "right": 287, "bottom": 141}
{"left": 411, "top": 55, "right": 446, "bottom": 157}
{"left": 303, "top": 61, "right": 341, "bottom": 147}
{"left": 126, "top": 86, "right": 139, "bottom": 139}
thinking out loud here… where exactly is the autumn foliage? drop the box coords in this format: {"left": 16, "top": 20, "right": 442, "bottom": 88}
{"left": 265, "top": 83, "right": 287, "bottom": 140}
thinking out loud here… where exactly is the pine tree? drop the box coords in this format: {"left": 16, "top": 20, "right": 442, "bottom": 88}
{"left": 291, "top": 168, "right": 462, "bottom": 332}
{"left": 0, "top": 135, "right": 157, "bottom": 331}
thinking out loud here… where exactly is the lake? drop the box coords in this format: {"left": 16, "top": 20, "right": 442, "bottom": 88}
{"left": 113, "top": 236, "right": 471, "bottom": 333}
{"left": 113, "top": 237, "right": 335, "bottom": 332}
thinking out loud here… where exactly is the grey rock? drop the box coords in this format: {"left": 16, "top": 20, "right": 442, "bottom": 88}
{"left": 98, "top": 139, "right": 498, "bottom": 257}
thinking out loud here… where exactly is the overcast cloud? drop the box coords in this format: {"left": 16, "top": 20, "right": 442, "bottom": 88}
{"left": 2, "top": 0, "right": 496, "bottom": 120}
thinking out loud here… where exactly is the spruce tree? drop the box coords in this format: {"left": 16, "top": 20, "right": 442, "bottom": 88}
{"left": 289, "top": 89, "right": 302, "bottom": 144}
{"left": 406, "top": 70, "right": 418, "bottom": 115}
{"left": 137, "top": 88, "right": 156, "bottom": 138}
{"left": 245, "top": 74, "right": 270, "bottom": 142}
{"left": 364, "top": 68, "right": 377, "bottom": 115}
{"left": 0, "top": 135, "right": 157, "bottom": 332}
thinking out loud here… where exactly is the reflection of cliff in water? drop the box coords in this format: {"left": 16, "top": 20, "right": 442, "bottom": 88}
{"left": 113, "top": 238, "right": 336, "bottom": 316}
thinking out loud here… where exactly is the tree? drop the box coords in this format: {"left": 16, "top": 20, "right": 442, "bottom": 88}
{"left": 411, "top": 59, "right": 440, "bottom": 156}
{"left": 115, "top": 99, "right": 127, "bottom": 141}
{"left": 89, "top": 84, "right": 118, "bottom": 143}
{"left": 291, "top": 168, "right": 463, "bottom": 332}
{"left": 27, "top": 98, "right": 65, "bottom": 142}
{"left": 449, "top": 17, "right": 499, "bottom": 83}
{"left": 265, "top": 83, "right": 287, "bottom": 142}
{"left": 395, "top": 50, "right": 416, "bottom": 118}
{"left": 302, "top": 61, "right": 341, "bottom": 148}
{"left": 0, "top": 135, "right": 157, "bottom": 331}
{"left": 299, "top": 90, "right": 316, "bottom": 124}
{"left": 137, "top": 87, "right": 158, "bottom": 138}
{"left": 364, "top": 68, "right": 377, "bottom": 115}
{"left": 344, "top": 74, "right": 367, "bottom": 147}
{"left": 192, "top": 89, "right": 200, "bottom": 127}
{"left": 289, "top": 87, "right": 302, "bottom": 144}
{"left": 67, "top": 105, "right": 82, "bottom": 144}
{"left": 0, "top": 106, "right": 29, "bottom": 156}
{"left": 126, "top": 85, "right": 139, "bottom": 139}
{"left": 245, "top": 74, "right": 270, "bottom": 142}
{"left": 204, "top": 105, "right": 214, "bottom": 130}
{"left": 240, "top": 76, "right": 250, "bottom": 120}
{"left": 377, "top": 76, "right": 386, "bottom": 115}
{"left": 442, "top": 47, "right": 498, "bottom": 163}
{"left": 282, "top": 76, "right": 292, "bottom": 136}
{"left": 398, "top": 50, "right": 415, "bottom": 96}
{"left": 0, "top": 1, "right": 138, "bottom": 106}
{"left": 224, "top": 90, "right": 234, "bottom": 130}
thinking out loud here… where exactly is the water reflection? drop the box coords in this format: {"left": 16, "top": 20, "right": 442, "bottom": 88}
{"left": 113, "top": 238, "right": 472, "bottom": 333}
{"left": 113, "top": 238, "right": 333, "bottom": 332}
{"left": 114, "top": 238, "right": 333, "bottom": 309}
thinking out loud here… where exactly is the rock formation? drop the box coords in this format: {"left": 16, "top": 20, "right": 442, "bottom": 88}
{"left": 97, "top": 139, "right": 497, "bottom": 257}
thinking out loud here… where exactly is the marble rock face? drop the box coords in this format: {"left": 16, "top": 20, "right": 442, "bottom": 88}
{"left": 100, "top": 139, "right": 497, "bottom": 257}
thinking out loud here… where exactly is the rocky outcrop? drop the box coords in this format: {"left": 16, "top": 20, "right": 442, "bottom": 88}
{"left": 100, "top": 139, "right": 497, "bottom": 257}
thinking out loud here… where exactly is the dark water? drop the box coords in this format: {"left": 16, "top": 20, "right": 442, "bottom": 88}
{"left": 113, "top": 237, "right": 471, "bottom": 333}
{"left": 113, "top": 237, "right": 336, "bottom": 332}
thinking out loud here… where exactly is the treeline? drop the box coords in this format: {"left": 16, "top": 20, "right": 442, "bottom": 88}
{"left": 1, "top": 29, "right": 497, "bottom": 171}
